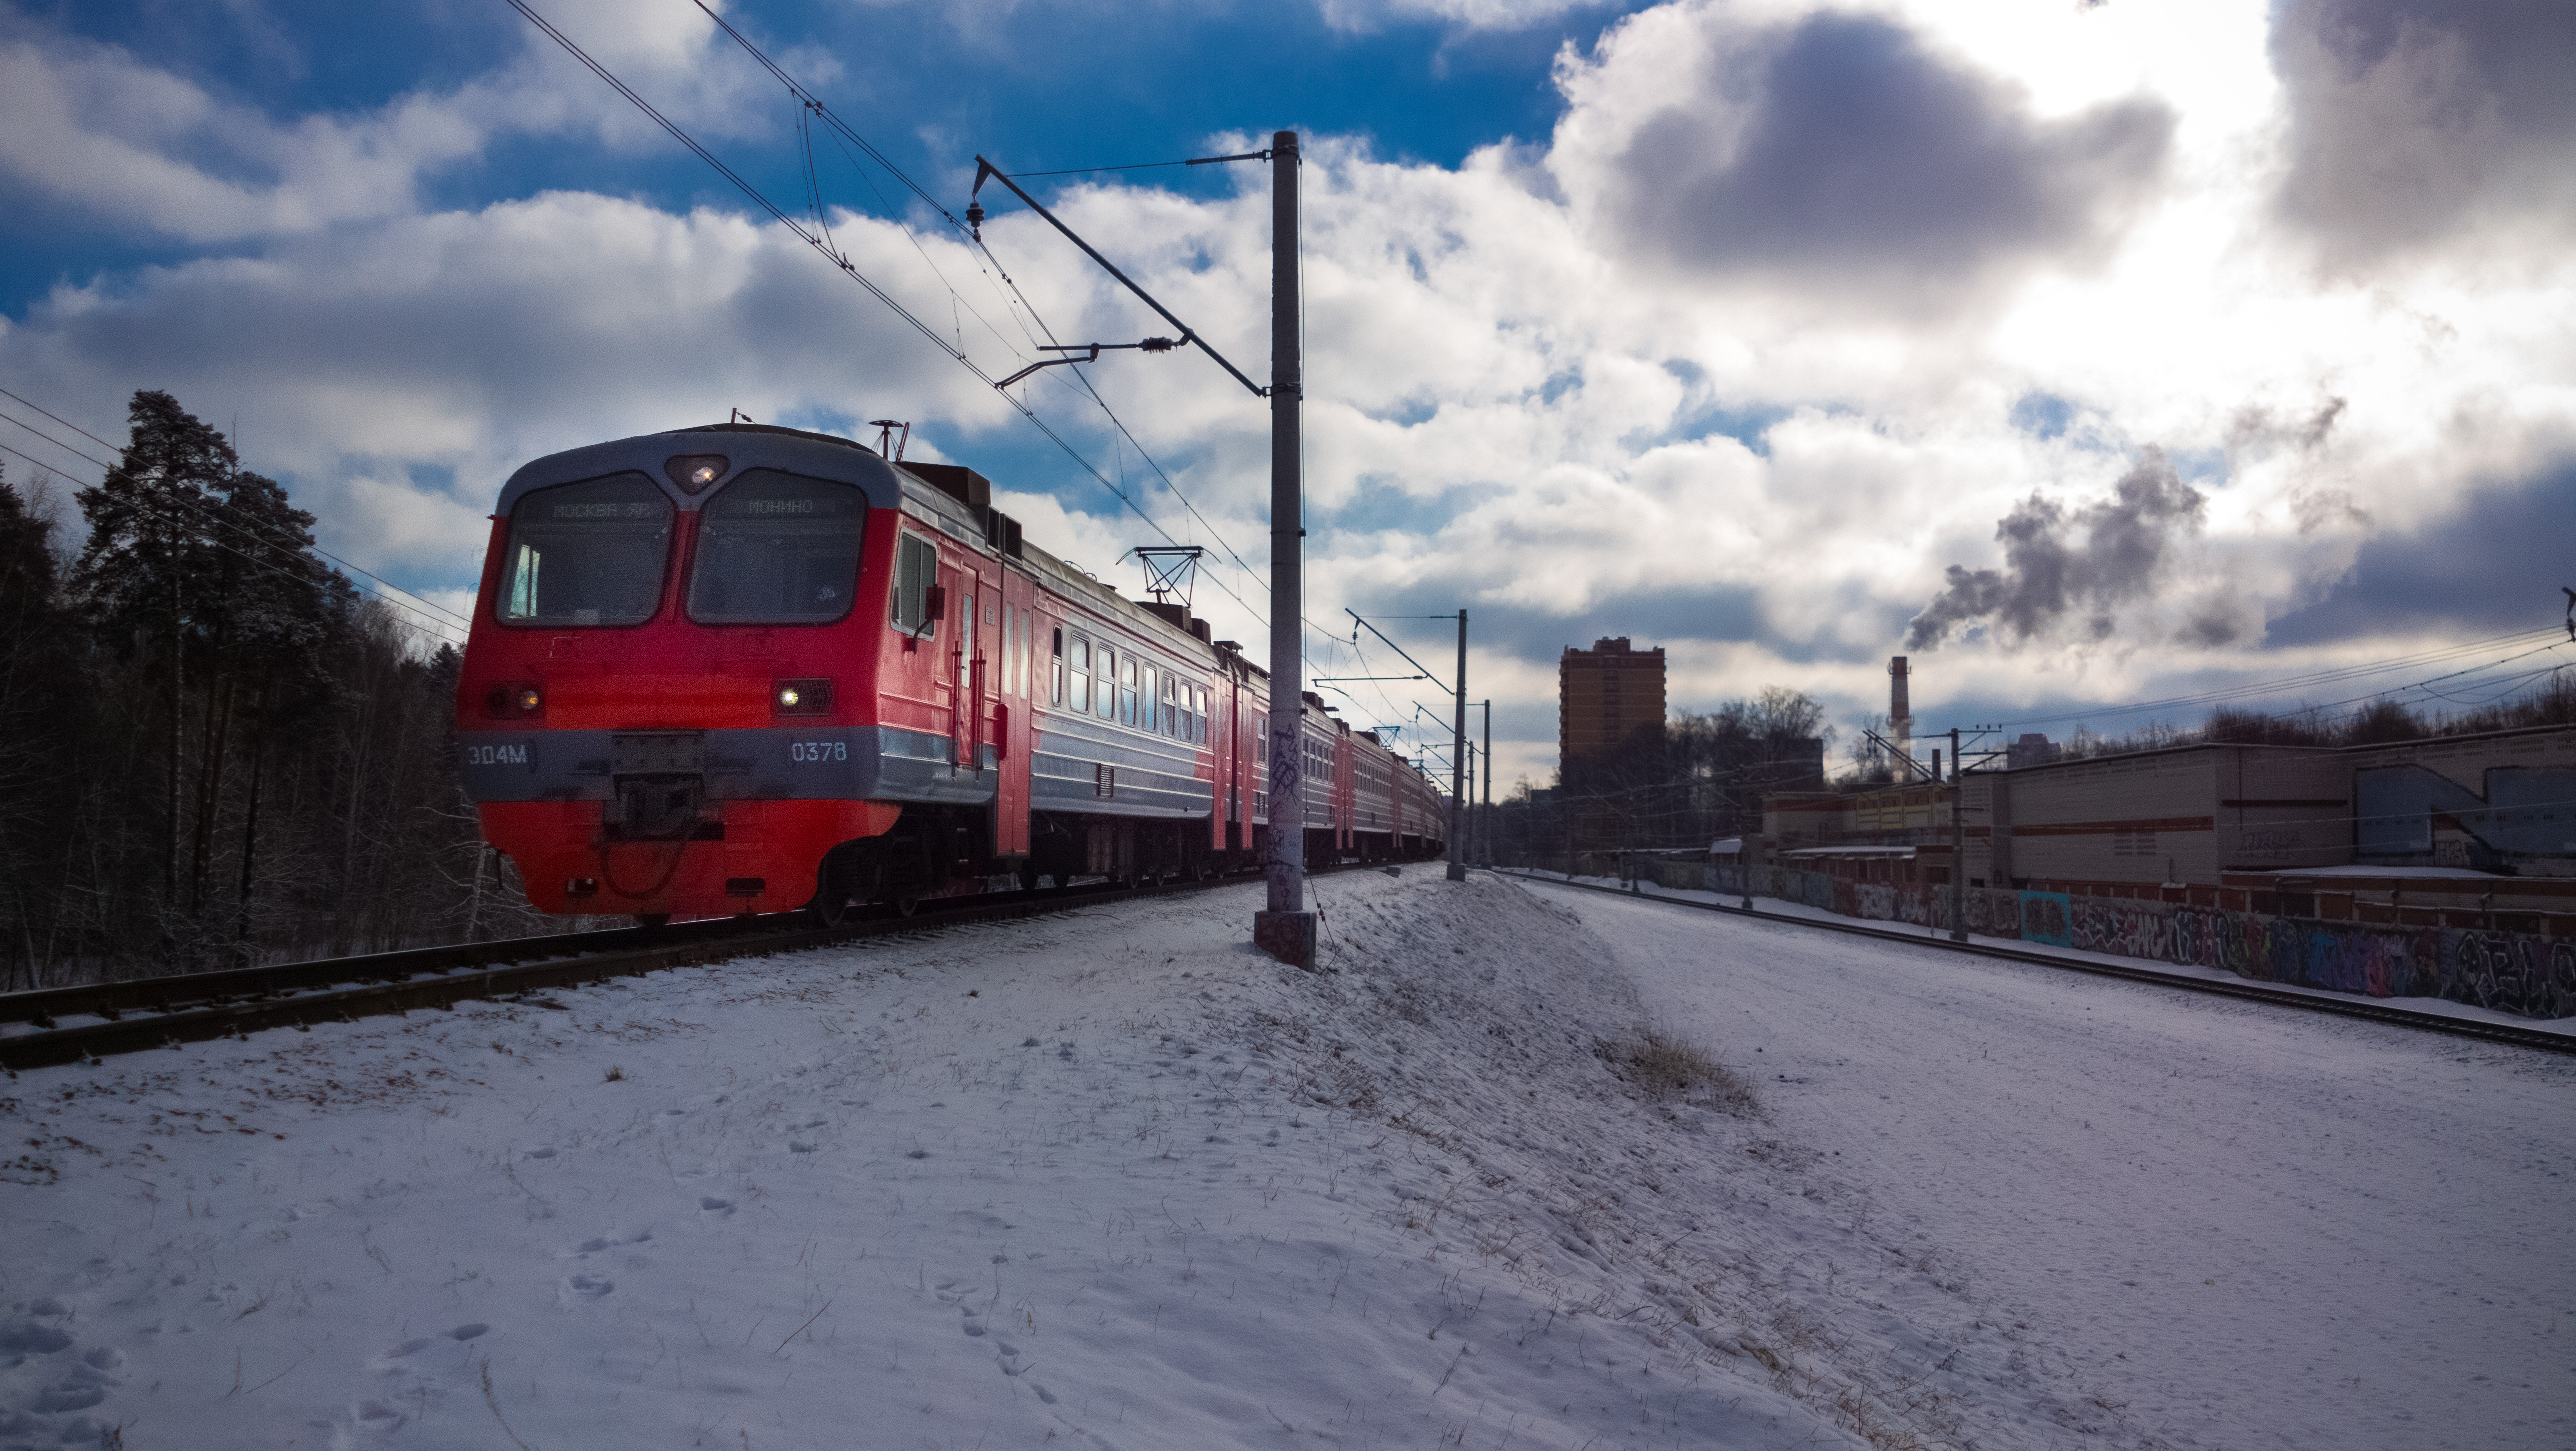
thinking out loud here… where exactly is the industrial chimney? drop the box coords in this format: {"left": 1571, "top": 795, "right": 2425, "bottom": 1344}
{"left": 1888, "top": 656, "right": 1913, "bottom": 778}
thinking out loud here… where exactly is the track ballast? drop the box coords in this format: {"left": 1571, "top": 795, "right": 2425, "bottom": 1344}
{"left": 0, "top": 869, "right": 1339, "bottom": 1072}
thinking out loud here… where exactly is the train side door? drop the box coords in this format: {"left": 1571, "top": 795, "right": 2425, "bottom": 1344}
{"left": 941, "top": 551, "right": 995, "bottom": 779}
{"left": 1224, "top": 670, "right": 1241, "bottom": 852}
{"left": 991, "top": 571, "right": 1033, "bottom": 858}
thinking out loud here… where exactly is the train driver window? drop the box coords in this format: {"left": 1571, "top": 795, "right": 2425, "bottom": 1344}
{"left": 498, "top": 472, "right": 672, "bottom": 627}
{"left": 688, "top": 469, "right": 867, "bottom": 624}
{"left": 1050, "top": 627, "right": 1065, "bottom": 706}
{"left": 890, "top": 534, "right": 937, "bottom": 635}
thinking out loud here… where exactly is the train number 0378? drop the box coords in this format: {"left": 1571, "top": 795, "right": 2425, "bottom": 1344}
{"left": 790, "top": 740, "right": 848, "bottom": 763}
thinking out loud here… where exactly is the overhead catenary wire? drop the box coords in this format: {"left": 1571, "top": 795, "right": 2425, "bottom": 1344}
{"left": 1979, "top": 625, "right": 2569, "bottom": 732}
{"left": 532, "top": 0, "right": 1349, "bottom": 678}
{"left": 0, "top": 439, "right": 468, "bottom": 646}
{"left": 0, "top": 400, "right": 474, "bottom": 632}
{"left": 693, "top": 5, "right": 1279, "bottom": 630}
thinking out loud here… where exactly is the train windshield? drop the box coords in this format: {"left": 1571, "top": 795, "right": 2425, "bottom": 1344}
{"left": 687, "top": 469, "right": 868, "bottom": 624}
{"left": 498, "top": 473, "right": 672, "bottom": 627}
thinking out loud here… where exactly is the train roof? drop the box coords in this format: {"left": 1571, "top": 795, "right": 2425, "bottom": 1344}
{"left": 493, "top": 423, "right": 913, "bottom": 518}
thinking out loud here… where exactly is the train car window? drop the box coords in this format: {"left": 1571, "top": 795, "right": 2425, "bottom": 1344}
{"left": 1093, "top": 646, "right": 1113, "bottom": 720}
{"left": 1071, "top": 635, "right": 1091, "bottom": 713}
{"left": 1163, "top": 674, "right": 1179, "bottom": 738}
{"left": 497, "top": 472, "right": 671, "bottom": 627}
{"left": 890, "top": 534, "right": 937, "bottom": 635}
{"left": 1120, "top": 658, "right": 1139, "bottom": 727}
{"left": 1193, "top": 686, "right": 1207, "bottom": 743}
{"left": 1050, "top": 627, "right": 1065, "bottom": 706}
{"left": 687, "top": 469, "right": 867, "bottom": 624}
{"left": 1142, "top": 666, "right": 1159, "bottom": 734}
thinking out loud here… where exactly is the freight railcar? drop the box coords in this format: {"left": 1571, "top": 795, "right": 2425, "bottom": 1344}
{"left": 454, "top": 423, "right": 1443, "bottom": 923}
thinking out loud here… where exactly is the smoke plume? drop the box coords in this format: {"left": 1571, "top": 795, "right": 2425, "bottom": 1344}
{"left": 1906, "top": 447, "right": 2207, "bottom": 650}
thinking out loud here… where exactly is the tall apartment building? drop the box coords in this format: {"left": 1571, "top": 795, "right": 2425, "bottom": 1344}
{"left": 1559, "top": 637, "right": 1666, "bottom": 769}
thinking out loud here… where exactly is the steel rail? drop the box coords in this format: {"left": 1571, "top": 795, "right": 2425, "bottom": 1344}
{"left": 0, "top": 865, "right": 1376, "bottom": 1073}
{"left": 1501, "top": 872, "right": 2576, "bottom": 1057}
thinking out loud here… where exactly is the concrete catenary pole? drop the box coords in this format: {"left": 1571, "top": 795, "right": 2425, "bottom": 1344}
{"left": 1447, "top": 609, "right": 1468, "bottom": 881}
{"left": 1480, "top": 697, "right": 1491, "bottom": 866}
{"left": 1255, "top": 131, "right": 1315, "bottom": 968}
{"left": 1949, "top": 725, "right": 1967, "bottom": 942}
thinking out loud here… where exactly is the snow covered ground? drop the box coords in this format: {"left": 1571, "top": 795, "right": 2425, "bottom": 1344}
{"left": 1530, "top": 879, "right": 2576, "bottom": 1450}
{"left": 1548, "top": 872, "right": 2576, "bottom": 1037}
{"left": 1, "top": 871, "right": 2565, "bottom": 1449}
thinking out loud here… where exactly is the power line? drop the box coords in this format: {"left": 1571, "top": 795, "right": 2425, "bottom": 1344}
{"left": 998, "top": 159, "right": 1210, "bottom": 179}
{"left": 523, "top": 0, "right": 1348, "bottom": 678}
{"left": 0, "top": 387, "right": 120, "bottom": 452}
{"left": 0, "top": 400, "right": 473, "bottom": 631}
{"left": 0, "top": 440, "right": 468, "bottom": 646}
{"left": 682, "top": 3, "right": 1281, "bottom": 637}
{"left": 1978, "top": 625, "right": 2568, "bottom": 732}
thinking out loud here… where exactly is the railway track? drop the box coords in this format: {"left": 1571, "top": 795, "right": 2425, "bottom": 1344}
{"left": 0, "top": 867, "right": 1343, "bottom": 1073}
{"left": 1506, "top": 871, "right": 2576, "bottom": 1057}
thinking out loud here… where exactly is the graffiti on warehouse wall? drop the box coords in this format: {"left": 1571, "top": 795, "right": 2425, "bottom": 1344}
{"left": 2019, "top": 892, "right": 2073, "bottom": 947}
{"left": 2448, "top": 931, "right": 2576, "bottom": 1020}
{"left": 1693, "top": 860, "right": 2573, "bottom": 1021}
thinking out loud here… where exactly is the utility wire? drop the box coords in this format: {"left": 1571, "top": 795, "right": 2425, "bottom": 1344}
{"left": 1001, "top": 159, "right": 1213, "bottom": 178}
{"left": 0, "top": 401, "right": 474, "bottom": 630}
{"left": 1982, "top": 625, "right": 2567, "bottom": 731}
{"left": 0, "top": 440, "right": 468, "bottom": 645}
{"left": 687, "top": 4, "right": 1278, "bottom": 630}
{"left": 535, "top": 0, "right": 1344, "bottom": 677}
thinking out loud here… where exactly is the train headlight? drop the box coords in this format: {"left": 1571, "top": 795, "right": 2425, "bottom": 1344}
{"left": 485, "top": 682, "right": 543, "bottom": 718}
{"left": 663, "top": 454, "right": 730, "bottom": 495}
{"left": 774, "top": 678, "right": 832, "bottom": 715}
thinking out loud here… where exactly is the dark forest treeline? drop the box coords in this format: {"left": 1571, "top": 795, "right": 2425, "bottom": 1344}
{"left": 0, "top": 391, "right": 554, "bottom": 989}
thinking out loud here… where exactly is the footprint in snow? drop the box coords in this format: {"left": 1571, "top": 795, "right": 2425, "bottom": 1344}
{"left": 960, "top": 1309, "right": 986, "bottom": 1338}
{"left": 558, "top": 1274, "right": 614, "bottom": 1304}
{"left": 0, "top": 1318, "right": 72, "bottom": 1354}
{"left": 380, "top": 1325, "right": 485, "bottom": 1363}
{"left": 524, "top": 1147, "right": 556, "bottom": 1160}
{"left": 699, "top": 1196, "right": 733, "bottom": 1213}
{"left": 29, "top": 1345, "right": 123, "bottom": 1413}
{"left": 789, "top": 1142, "right": 818, "bottom": 1153}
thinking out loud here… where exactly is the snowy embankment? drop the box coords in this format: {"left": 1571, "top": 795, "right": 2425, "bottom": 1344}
{"left": 1553, "top": 872, "right": 2576, "bottom": 1036}
{"left": 1531, "top": 878, "right": 2576, "bottom": 1451}
{"left": 9, "top": 872, "right": 2159, "bottom": 1450}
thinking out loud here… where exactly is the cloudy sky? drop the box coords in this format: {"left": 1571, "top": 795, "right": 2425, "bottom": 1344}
{"left": 3, "top": 0, "right": 2571, "bottom": 787}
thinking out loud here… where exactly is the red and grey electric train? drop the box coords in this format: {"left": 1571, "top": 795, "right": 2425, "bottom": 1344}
{"left": 454, "top": 423, "right": 1447, "bottom": 923}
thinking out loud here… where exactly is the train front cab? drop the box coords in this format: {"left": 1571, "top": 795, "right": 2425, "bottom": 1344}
{"left": 456, "top": 424, "right": 1024, "bottom": 923}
